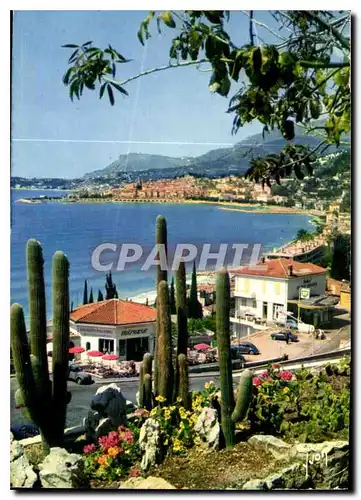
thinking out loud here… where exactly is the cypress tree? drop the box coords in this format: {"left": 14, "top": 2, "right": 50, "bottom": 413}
{"left": 105, "top": 271, "right": 118, "bottom": 299}
{"left": 97, "top": 289, "right": 104, "bottom": 302}
{"left": 169, "top": 277, "right": 176, "bottom": 314}
{"left": 188, "top": 261, "right": 203, "bottom": 319}
{"left": 89, "top": 288, "right": 94, "bottom": 303}
{"left": 83, "top": 280, "right": 88, "bottom": 305}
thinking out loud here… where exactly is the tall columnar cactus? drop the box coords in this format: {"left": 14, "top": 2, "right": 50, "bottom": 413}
{"left": 10, "top": 239, "right": 71, "bottom": 455}
{"left": 154, "top": 215, "right": 168, "bottom": 395}
{"left": 174, "top": 261, "right": 188, "bottom": 398}
{"left": 216, "top": 268, "right": 253, "bottom": 448}
{"left": 156, "top": 280, "right": 174, "bottom": 403}
{"left": 177, "top": 353, "right": 189, "bottom": 409}
{"left": 139, "top": 353, "right": 153, "bottom": 410}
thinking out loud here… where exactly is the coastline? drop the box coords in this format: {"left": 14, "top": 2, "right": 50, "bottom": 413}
{"left": 15, "top": 195, "right": 325, "bottom": 218}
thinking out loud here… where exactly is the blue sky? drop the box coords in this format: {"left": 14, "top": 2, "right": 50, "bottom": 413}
{"left": 11, "top": 11, "right": 280, "bottom": 178}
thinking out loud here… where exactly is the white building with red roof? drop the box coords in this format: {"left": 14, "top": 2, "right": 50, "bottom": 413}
{"left": 231, "top": 258, "right": 338, "bottom": 337}
{"left": 69, "top": 299, "right": 157, "bottom": 361}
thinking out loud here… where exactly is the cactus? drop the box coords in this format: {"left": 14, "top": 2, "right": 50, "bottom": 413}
{"left": 174, "top": 261, "right": 188, "bottom": 399}
{"left": 216, "top": 268, "right": 253, "bottom": 448}
{"left": 10, "top": 239, "right": 71, "bottom": 455}
{"left": 142, "top": 374, "right": 153, "bottom": 411}
{"left": 139, "top": 353, "right": 153, "bottom": 409}
{"left": 154, "top": 215, "right": 168, "bottom": 396}
{"left": 156, "top": 280, "right": 174, "bottom": 403}
{"left": 177, "top": 353, "right": 189, "bottom": 409}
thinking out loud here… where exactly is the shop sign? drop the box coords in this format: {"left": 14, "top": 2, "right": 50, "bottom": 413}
{"left": 120, "top": 328, "right": 149, "bottom": 338}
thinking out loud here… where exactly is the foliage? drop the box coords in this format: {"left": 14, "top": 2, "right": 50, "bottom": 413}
{"left": 88, "top": 287, "right": 94, "bottom": 303}
{"left": 83, "top": 279, "right": 88, "bottom": 305}
{"left": 169, "top": 277, "right": 176, "bottom": 314}
{"left": 105, "top": 271, "right": 118, "bottom": 299}
{"left": 97, "top": 289, "right": 104, "bottom": 301}
{"left": 248, "top": 362, "right": 350, "bottom": 443}
{"left": 295, "top": 229, "right": 314, "bottom": 242}
{"left": 82, "top": 425, "right": 139, "bottom": 481}
{"left": 62, "top": 11, "right": 350, "bottom": 184}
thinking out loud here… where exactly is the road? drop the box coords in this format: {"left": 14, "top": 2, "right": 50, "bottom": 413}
{"left": 10, "top": 373, "right": 222, "bottom": 428}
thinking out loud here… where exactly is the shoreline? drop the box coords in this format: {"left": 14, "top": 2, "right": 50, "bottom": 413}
{"left": 15, "top": 195, "right": 325, "bottom": 217}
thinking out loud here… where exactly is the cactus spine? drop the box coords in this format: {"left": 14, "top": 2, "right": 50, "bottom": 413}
{"left": 156, "top": 280, "right": 174, "bottom": 403}
{"left": 216, "top": 268, "right": 253, "bottom": 447}
{"left": 154, "top": 215, "right": 168, "bottom": 395}
{"left": 10, "top": 239, "right": 71, "bottom": 455}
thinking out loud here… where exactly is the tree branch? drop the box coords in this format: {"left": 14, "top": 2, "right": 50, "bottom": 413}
{"left": 304, "top": 11, "right": 350, "bottom": 51}
{"left": 249, "top": 11, "right": 255, "bottom": 46}
{"left": 241, "top": 11, "right": 287, "bottom": 41}
{"left": 299, "top": 60, "right": 350, "bottom": 69}
{"left": 104, "top": 59, "right": 209, "bottom": 87}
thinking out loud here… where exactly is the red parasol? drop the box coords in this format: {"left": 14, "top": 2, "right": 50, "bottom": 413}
{"left": 69, "top": 346, "right": 85, "bottom": 354}
{"left": 194, "top": 343, "right": 211, "bottom": 351}
{"left": 102, "top": 354, "right": 119, "bottom": 361}
{"left": 87, "top": 350, "right": 104, "bottom": 357}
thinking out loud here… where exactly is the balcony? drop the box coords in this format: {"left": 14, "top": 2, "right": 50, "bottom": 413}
{"left": 230, "top": 309, "right": 268, "bottom": 329}
{"left": 233, "top": 290, "right": 257, "bottom": 299}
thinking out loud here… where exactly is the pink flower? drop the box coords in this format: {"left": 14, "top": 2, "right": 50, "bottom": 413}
{"left": 83, "top": 444, "right": 96, "bottom": 454}
{"left": 253, "top": 377, "right": 262, "bottom": 387}
{"left": 280, "top": 371, "right": 293, "bottom": 381}
{"left": 258, "top": 370, "right": 269, "bottom": 380}
{"left": 272, "top": 363, "right": 280, "bottom": 369}
{"left": 119, "top": 430, "right": 134, "bottom": 445}
{"left": 98, "top": 431, "right": 121, "bottom": 451}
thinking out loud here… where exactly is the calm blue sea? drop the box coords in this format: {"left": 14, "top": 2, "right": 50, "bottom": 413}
{"left": 10, "top": 190, "right": 314, "bottom": 321}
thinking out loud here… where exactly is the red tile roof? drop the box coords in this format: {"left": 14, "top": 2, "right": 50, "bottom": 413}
{"left": 233, "top": 258, "right": 327, "bottom": 279}
{"left": 70, "top": 299, "right": 157, "bottom": 326}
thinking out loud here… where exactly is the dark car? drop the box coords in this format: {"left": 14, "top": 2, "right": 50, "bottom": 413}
{"left": 11, "top": 424, "right": 40, "bottom": 440}
{"left": 237, "top": 341, "right": 260, "bottom": 355}
{"left": 68, "top": 364, "right": 93, "bottom": 384}
{"left": 271, "top": 331, "right": 299, "bottom": 342}
{"left": 230, "top": 346, "right": 247, "bottom": 361}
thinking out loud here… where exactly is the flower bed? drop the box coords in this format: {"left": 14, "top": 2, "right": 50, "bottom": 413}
{"left": 78, "top": 361, "right": 138, "bottom": 378}
{"left": 187, "top": 350, "right": 217, "bottom": 366}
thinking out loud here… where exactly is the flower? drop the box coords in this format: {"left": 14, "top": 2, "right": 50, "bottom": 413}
{"left": 253, "top": 377, "right": 262, "bottom": 387}
{"left": 97, "top": 455, "right": 110, "bottom": 467}
{"left": 163, "top": 409, "right": 171, "bottom": 420}
{"left": 155, "top": 395, "right": 167, "bottom": 403}
{"left": 272, "top": 363, "right": 280, "bottom": 369}
{"left": 119, "top": 430, "right": 134, "bottom": 445}
{"left": 280, "top": 371, "right": 293, "bottom": 381}
{"left": 283, "top": 387, "right": 290, "bottom": 393}
{"left": 107, "top": 446, "right": 122, "bottom": 457}
{"left": 204, "top": 381, "right": 215, "bottom": 390}
{"left": 172, "top": 438, "right": 185, "bottom": 453}
{"left": 134, "top": 408, "right": 149, "bottom": 417}
{"left": 259, "top": 370, "right": 269, "bottom": 380}
{"left": 83, "top": 444, "right": 96, "bottom": 454}
{"left": 98, "top": 431, "right": 120, "bottom": 451}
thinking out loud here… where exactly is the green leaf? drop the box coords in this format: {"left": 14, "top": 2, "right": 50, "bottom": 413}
{"left": 99, "top": 82, "right": 107, "bottom": 99}
{"left": 62, "top": 44, "right": 78, "bottom": 48}
{"left": 111, "top": 81, "right": 129, "bottom": 96}
{"left": 158, "top": 11, "right": 176, "bottom": 30}
{"left": 107, "top": 84, "right": 115, "bottom": 106}
{"left": 62, "top": 67, "right": 73, "bottom": 85}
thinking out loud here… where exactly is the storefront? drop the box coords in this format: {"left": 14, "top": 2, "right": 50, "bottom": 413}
{"left": 69, "top": 299, "right": 157, "bottom": 361}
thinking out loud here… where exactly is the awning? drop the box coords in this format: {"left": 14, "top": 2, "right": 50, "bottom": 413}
{"left": 288, "top": 295, "right": 339, "bottom": 310}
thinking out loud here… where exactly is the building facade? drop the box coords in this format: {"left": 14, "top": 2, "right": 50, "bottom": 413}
{"left": 69, "top": 299, "right": 157, "bottom": 361}
{"left": 231, "top": 258, "right": 334, "bottom": 337}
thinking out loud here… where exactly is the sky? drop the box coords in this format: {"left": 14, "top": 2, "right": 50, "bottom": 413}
{"left": 11, "top": 11, "right": 281, "bottom": 178}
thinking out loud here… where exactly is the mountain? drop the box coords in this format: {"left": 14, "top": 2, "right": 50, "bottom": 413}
{"left": 85, "top": 125, "right": 348, "bottom": 181}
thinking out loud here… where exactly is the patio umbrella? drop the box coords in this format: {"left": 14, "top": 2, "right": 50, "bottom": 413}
{"left": 69, "top": 346, "right": 85, "bottom": 354}
{"left": 194, "top": 343, "right": 211, "bottom": 351}
{"left": 87, "top": 350, "right": 103, "bottom": 357}
{"left": 102, "top": 354, "right": 119, "bottom": 361}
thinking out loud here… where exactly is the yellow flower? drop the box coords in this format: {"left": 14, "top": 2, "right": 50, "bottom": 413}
{"left": 176, "top": 396, "right": 183, "bottom": 403}
{"left": 107, "top": 447, "right": 120, "bottom": 457}
{"left": 204, "top": 381, "right": 215, "bottom": 390}
{"left": 150, "top": 408, "right": 157, "bottom": 417}
{"left": 155, "top": 395, "right": 167, "bottom": 403}
{"left": 283, "top": 387, "right": 289, "bottom": 393}
{"left": 164, "top": 409, "right": 171, "bottom": 420}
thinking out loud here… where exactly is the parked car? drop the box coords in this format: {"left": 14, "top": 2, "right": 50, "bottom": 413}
{"left": 68, "top": 364, "right": 93, "bottom": 384}
{"left": 11, "top": 424, "right": 40, "bottom": 440}
{"left": 230, "top": 346, "right": 247, "bottom": 361}
{"left": 237, "top": 341, "right": 260, "bottom": 355}
{"left": 271, "top": 331, "right": 299, "bottom": 342}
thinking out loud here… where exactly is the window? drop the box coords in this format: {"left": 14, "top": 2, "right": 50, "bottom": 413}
{"left": 252, "top": 299, "right": 257, "bottom": 309}
{"left": 118, "top": 339, "right": 126, "bottom": 357}
{"left": 99, "top": 339, "right": 114, "bottom": 353}
{"left": 240, "top": 298, "right": 247, "bottom": 307}
{"left": 85, "top": 342, "right": 91, "bottom": 351}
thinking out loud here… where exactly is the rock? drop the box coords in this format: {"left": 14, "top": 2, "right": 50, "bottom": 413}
{"left": 10, "top": 432, "right": 14, "bottom": 443}
{"left": 242, "top": 479, "right": 267, "bottom": 490}
{"left": 193, "top": 407, "right": 220, "bottom": 451}
{"left": 84, "top": 383, "right": 127, "bottom": 440}
{"left": 38, "top": 447, "right": 88, "bottom": 488}
{"left": 120, "top": 476, "right": 176, "bottom": 489}
{"left": 11, "top": 440, "right": 24, "bottom": 462}
{"left": 10, "top": 455, "right": 37, "bottom": 488}
{"left": 139, "top": 418, "right": 164, "bottom": 471}
{"left": 248, "top": 435, "right": 292, "bottom": 460}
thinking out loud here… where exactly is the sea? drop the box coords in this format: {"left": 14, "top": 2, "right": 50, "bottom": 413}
{"left": 11, "top": 190, "right": 315, "bottom": 321}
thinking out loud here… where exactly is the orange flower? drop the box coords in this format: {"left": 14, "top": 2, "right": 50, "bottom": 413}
{"left": 98, "top": 455, "right": 109, "bottom": 466}
{"left": 108, "top": 446, "right": 120, "bottom": 457}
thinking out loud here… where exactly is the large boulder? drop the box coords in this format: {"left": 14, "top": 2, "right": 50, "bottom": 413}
{"left": 139, "top": 418, "right": 164, "bottom": 471}
{"left": 248, "top": 435, "right": 292, "bottom": 460}
{"left": 119, "top": 476, "right": 176, "bottom": 489}
{"left": 193, "top": 407, "right": 220, "bottom": 451}
{"left": 84, "top": 383, "right": 128, "bottom": 441}
{"left": 10, "top": 455, "right": 38, "bottom": 489}
{"left": 38, "top": 447, "right": 88, "bottom": 489}
{"left": 242, "top": 479, "right": 267, "bottom": 490}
